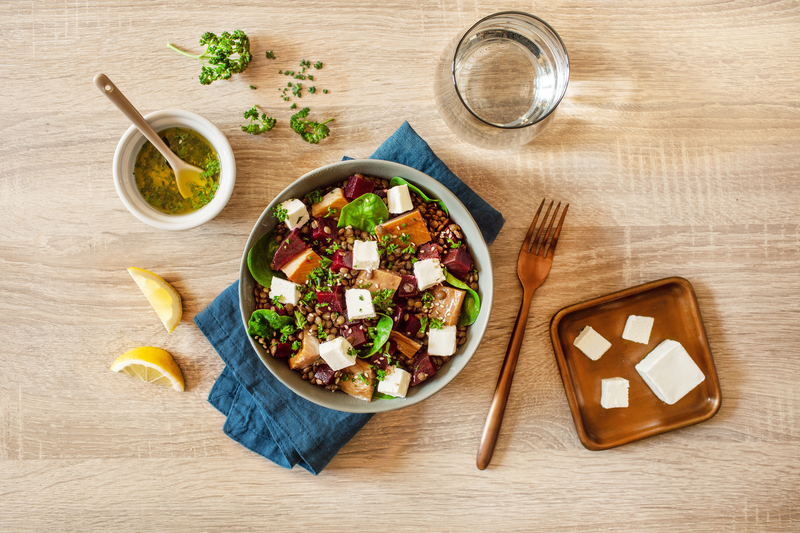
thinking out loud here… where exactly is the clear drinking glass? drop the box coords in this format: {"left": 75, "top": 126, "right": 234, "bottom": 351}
{"left": 434, "top": 11, "right": 570, "bottom": 150}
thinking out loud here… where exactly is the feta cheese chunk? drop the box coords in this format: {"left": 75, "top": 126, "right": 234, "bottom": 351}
{"left": 318, "top": 336, "right": 357, "bottom": 371}
{"left": 413, "top": 258, "right": 445, "bottom": 291}
{"left": 279, "top": 198, "right": 310, "bottom": 230}
{"left": 352, "top": 240, "right": 380, "bottom": 271}
{"left": 387, "top": 184, "right": 414, "bottom": 214}
{"left": 573, "top": 326, "right": 612, "bottom": 361}
{"left": 428, "top": 325, "right": 457, "bottom": 356}
{"left": 377, "top": 366, "right": 411, "bottom": 398}
{"left": 601, "top": 377, "right": 629, "bottom": 409}
{"left": 268, "top": 277, "right": 301, "bottom": 306}
{"left": 345, "top": 288, "right": 376, "bottom": 320}
{"left": 635, "top": 339, "right": 705, "bottom": 405}
{"left": 622, "top": 315, "right": 655, "bottom": 344}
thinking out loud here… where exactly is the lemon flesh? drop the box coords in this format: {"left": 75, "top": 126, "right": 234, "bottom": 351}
{"left": 110, "top": 347, "right": 185, "bottom": 392}
{"left": 127, "top": 267, "right": 182, "bottom": 333}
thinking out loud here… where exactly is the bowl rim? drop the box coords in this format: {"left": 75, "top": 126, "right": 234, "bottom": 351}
{"left": 238, "top": 159, "right": 494, "bottom": 413}
{"left": 112, "top": 108, "right": 236, "bottom": 231}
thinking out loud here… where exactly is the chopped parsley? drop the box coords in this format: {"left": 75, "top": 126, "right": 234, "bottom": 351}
{"left": 376, "top": 369, "right": 387, "bottom": 382}
{"left": 273, "top": 204, "right": 289, "bottom": 222}
{"left": 266, "top": 51, "right": 276, "bottom": 59}
{"left": 314, "top": 61, "right": 323, "bottom": 69}
{"left": 429, "top": 318, "right": 444, "bottom": 330}
{"left": 447, "top": 238, "right": 461, "bottom": 249}
{"left": 292, "top": 340, "right": 301, "bottom": 351}
{"left": 421, "top": 292, "right": 434, "bottom": 308}
{"left": 317, "top": 324, "right": 327, "bottom": 339}
{"left": 357, "top": 372, "right": 371, "bottom": 385}
{"left": 294, "top": 310, "right": 307, "bottom": 330}
{"left": 305, "top": 189, "right": 324, "bottom": 204}
{"left": 419, "top": 316, "right": 428, "bottom": 335}
{"left": 372, "top": 289, "right": 395, "bottom": 314}
{"left": 325, "top": 206, "right": 338, "bottom": 217}
{"left": 271, "top": 295, "right": 284, "bottom": 309}
{"left": 400, "top": 233, "right": 410, "bottom": 244}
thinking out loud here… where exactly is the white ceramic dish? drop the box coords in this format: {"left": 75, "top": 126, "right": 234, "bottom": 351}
{"left": 112, "top": 109, "right": 236, "bottom": 230}
{"left": 239, "top": 159, "right": 494, "bottom": 413}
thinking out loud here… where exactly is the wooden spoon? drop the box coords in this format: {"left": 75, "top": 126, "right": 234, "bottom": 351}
{"left": 94, "top": 73, "right": 204, "bottom": 199}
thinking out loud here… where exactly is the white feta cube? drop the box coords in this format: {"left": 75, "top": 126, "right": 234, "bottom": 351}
{"left": 387, "top": 184, "right": 414, "bottom": 214}
{"left": 601, "top": 377, "right": 629, "bottom": 409}
{"left": 377, "top": 366, "right": 411, "bottom": 398}
{"left": 352, "top": 240, "right": 380, "bottom": 270}
{"left": 345, "top": 288, "right": 376, "bottom": 320}
{"left": 622, "top": 315, "right": 655, "bottom": 344}
{"left": 635, "top": 339, "right": 705, "bottom": 405}
{"left": 428, "top": 325, "right": 457, "bottom": 356}
{"left": 268, "top": 277, "right": 301, "bottom": 306}
{"left": 318, "top": 336, "right": 357, "bottom": 371}
{"left": 413, "top": 258, "right": 445, "bottom": 291}
{"left": 573, "top": 326, "right": 612, "bottom": 361}
{"left": 279, "top": 198, "right": 310, "bottom": 230}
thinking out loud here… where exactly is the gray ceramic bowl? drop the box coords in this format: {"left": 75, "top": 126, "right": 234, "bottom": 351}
{"left": 239, "top": 159, "right": 493, "bottom": 413}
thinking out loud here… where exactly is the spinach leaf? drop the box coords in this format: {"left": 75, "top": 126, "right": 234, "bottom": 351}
{"left": 247, "top": 309, "right": 295, "bottom": 338}
{"left": 362, "top": 314, "right": 393, "bottom": 357}
{"left": 337, "top": 193, "right": 389, "bottom": 233}
{"left": 247, "top": 230, "right": 281, "bottom": 288}
{"left": 389, "top": 176, "right": 449, "bottom": 217}
{"left": 444, "top": 271, "right": 481, "bottom": 326}
{"left": 372, "top": 391, "right": 398, "bottom": 400}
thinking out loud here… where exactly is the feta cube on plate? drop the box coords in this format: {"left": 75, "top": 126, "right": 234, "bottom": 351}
{"left": 387, "top": 184, "right": 414, "bottom": 214}
{"left": 352, "top": 240, "right": 380, "bottom": 270}
{"left": 318, "top": 336, "right": 357, "bottom": 371}
{"left": 635, "top": 339, "right": 705, "bottom": 405}
{"left": 413, "top": 258, "right": 445, "bottom": 291}
{"left": 377, "top": 366, "right": 411, "bottom": 398}
{"left": 622, "top": 315, "right": 655, "bottom": 344}
{"left": 573, "top": 326, "right": 612, "bottom": 361}
{"left": 280, "top": 198, "right": 310, "bottom": 230}
{"left": 428, "top": 325, "right": 457, "bottom": 356}
{"left": 345, "top": 288, "right": 376, "bottom": 320}
{"left": 268, "top": 277, "right": 301, "bottom": 305}
{"left": 601, "top": 377, "right": 629, "bottom": 409}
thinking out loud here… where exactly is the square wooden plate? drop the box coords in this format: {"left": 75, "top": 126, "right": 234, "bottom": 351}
{"left": 550, "top": 277, "right": 721, "bottom": 450}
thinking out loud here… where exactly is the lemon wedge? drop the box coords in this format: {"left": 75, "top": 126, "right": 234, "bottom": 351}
{"left": 110, "top": 347, "right": 185, "bottom": 391}
{"left": 127, "top": 267, "right": 182, "bottom": 333}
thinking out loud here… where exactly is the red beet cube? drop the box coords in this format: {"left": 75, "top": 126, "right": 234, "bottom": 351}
{"left": 271, "top": 228, "right": 308, "bottom": 270}
{"left": 442, "top": 247, "right": 473, "bottom": 280}
{"left": 417, "top": 242, "right": 440, "bottom": 261}
{"left": 412, "top": 350, "right": 436, "bottom": 385}
{"left": 340, "top": 322, "right": 367, "bottom": 347}
{"left": 312, "top": 217, "right": 338, "bottom": 243}
{"left": 390, "top": 303, "right": 405, "bottom": 326}
{"left": 273, "top": 342, "right": 293, "bottom": 359}
{"left": 373, "top": 188, "right": 388, "bottom": 199}
{"left": 402, "top": 314, "right": 422, "bottom": 337}
{"left": 397, "top": 274, "right": 418, "bottom": 298}
{"left": 438, "top": 225, "right": 463, "bottom": 247}
{"left": 314, "top": 364, "right": 336, "bottom": 385}
{"left": 316, "top": 285, "right": 345, "bottom": 313}
{"left": 369, "top": 340, "right": 397, "bottom": 370}
{"left": 344, "top": 175, "right": 375, "bottom": 200}
{"left": 330, "top": 250, "right": 353, "bottom": 273}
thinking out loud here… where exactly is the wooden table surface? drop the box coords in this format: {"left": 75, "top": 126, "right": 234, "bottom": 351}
{"left": 2, "top": 1, "right": 799, "bottom": 531}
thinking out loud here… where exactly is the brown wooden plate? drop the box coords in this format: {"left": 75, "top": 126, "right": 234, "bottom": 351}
{"left": 550, "top": 277, "right": 721, "bottom": 450}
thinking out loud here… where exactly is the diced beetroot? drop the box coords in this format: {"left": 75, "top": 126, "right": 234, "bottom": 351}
{"left": 438, "top": 225, "right": 463, "bottom": 247}
{"left": 330, "top": 250, "right": 353, "bottom": 273}
{"left": 412, "top": 350, "right": 436, "bottom": 386}
{"left": 390, "top": 303, "right": 405, "bottom": 326}
{"left": 373, "top": 188, "right": 388, "bottom": 199}
{"left": 316, "top": 285, "right": 345, "bottom": 313}
{"left": 271, "top": 228, "right": 308, "bottom": 270}
{"left": 273, "top": 342, "right": 293, "bottom": 359}
{"left": 442, "top": 247, "right": 473, "bottom": 280}
{"left": 417, "top": 242, "right": 440, "bottom": 261}
{"left": 369, "top": 340, "right": 397, "bottom": 370}
{"left": 344, "top": 175, "right": 375, "bottom": 200}
{"left": 312, "top": 217, "right": 338, "bottom": 243}
{"left": 401, "top": 314, "right": 422, "bottom": 337}
{"left": 340, "top": 322, "right": 367, "bottom": 347}
{"left": 397, "top": 274, "right": 418, "bottom": 298}
{"left": 314, "top": 364, "right": 336, "bottom": 385}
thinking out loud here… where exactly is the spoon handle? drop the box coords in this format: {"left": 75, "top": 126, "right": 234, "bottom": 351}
{"left": 93, "top": 73, "right": 180, "bottom": 168}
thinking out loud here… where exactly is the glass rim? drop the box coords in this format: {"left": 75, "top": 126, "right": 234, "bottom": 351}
{"left": 450, "top": 11, "right": 570, "bottom": 130}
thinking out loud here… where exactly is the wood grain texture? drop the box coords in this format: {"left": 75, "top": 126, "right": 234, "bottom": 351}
{"left": 1, "top": 0, "right": 799, "bottom": 531}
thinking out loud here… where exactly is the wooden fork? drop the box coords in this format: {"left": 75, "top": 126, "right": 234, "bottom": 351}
{"left": 477, "top": 199, "right": 569, "bottom": 470}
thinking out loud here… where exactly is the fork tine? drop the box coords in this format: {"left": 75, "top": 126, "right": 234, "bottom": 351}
{"left": 532, "top": 200, "right": 554, "bottom": 255}
{"left": 522, "top": 199, "right": 546, "bottom": 253}
{"left": 537, "top": 202, "right": 561, "bottom": 256}
{"left": 544, "top": 203, "right": 569, "bottom": 258}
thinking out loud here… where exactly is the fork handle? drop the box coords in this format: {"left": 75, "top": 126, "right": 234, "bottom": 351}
{"left": 476, "top": 289, "right": 535, "bottom": 470}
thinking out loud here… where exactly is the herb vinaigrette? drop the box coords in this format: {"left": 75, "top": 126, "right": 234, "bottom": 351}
{"left": 134, "top": 128, "right": 220, "bottom": 215}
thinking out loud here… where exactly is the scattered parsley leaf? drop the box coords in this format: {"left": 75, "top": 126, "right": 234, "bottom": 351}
{"left": 167, "top": 30, "right": 252, "bottom": 85}
{"left": 241, "top": 105, "right": 276, "bottom": 135}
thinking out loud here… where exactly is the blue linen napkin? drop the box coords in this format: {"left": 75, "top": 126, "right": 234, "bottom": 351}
{"left": 197, "top": 121, "right": 505, "bottom": 474}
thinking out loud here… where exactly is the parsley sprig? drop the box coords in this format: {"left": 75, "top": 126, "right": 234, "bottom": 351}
{"left": 290, "top": 107, "right": 334, "bottom": 144}
{"left": 167, "top": 30, "right": 252, "bottom": 85}
{"left": 241, "top": 105, "right": 277, "bottom": 135}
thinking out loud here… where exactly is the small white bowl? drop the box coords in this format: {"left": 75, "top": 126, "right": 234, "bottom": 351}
{"left": 112, "top": 109, "right": 236, "bottom": 230}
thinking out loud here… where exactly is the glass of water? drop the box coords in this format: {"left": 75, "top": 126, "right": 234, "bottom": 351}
{"left": 434, "top": 11, "right": 569, "bottom": 150}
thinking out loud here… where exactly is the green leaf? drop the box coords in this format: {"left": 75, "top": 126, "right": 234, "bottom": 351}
{"left": 389, "top": 177, "right": 449, "bottom": 217}
{"left": 372, "top": 391, "right": 398, "bottom": 400}
{"left": 444, "top": 271, "right": 481, "bottom": 326}
{"left": 247, "top": 309, "right": 294, "bottom": 338}
{"left": 247, "top": 230, "right": 281, "bottom": 288}
{"left": 337, "top": 193, "right": 389, "bottom": 233}
{"left": 362, "top": 314, "right": 394, "bottom": 357}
